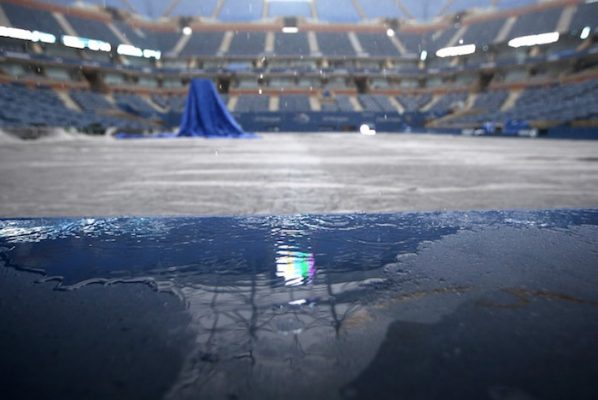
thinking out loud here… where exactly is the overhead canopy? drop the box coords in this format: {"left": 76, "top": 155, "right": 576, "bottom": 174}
{"left": 177, "top": 79, "right": 248, "bottom": 138}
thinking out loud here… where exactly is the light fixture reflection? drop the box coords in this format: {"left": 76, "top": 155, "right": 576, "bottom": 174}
{"left": 276, "top": 249, "right": 315, "bottom": 286}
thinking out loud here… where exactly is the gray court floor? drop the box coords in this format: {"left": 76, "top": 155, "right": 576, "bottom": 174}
{"left": 1, "top": 132, "right": 597, "bottom": 217}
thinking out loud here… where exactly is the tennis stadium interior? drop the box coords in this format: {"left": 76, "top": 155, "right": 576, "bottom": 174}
{"left": 0, "top": 0, "right": 596, "bottom": 137}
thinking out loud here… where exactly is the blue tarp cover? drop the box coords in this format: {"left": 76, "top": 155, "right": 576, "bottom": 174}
{"left": 178, "top": 79, "right": 249, "bottom": 138}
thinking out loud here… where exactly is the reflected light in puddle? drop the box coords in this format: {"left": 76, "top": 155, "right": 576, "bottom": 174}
{"left": 275, "top": 247, "right": 316, "bottom": 286}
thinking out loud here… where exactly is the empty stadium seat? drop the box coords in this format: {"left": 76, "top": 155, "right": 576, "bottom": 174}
{"left": 2, "top": 3, "right": 66, "bottom": 35}
{"left": 227, "top": 32, "right": 266, "bottom": 56}
{"left": 235, "top": 95, "right": 270, "bottom": 112}
{"left": 357, "top": 33, "right": 400, "bottom": 57}
{"left": 279, "top": 95, "right": 311, "bottom": 112}
{"left": 65, "top": 15, "right": 120, "bottom": 44}
{"left": 274, "top": 33, "right": 310, "bottom": 57}
{"left": 316, "top": 33, "right": 356, "bottom": 57}
{"left": 180, "top": 32, "right": 224, "bottom": 57}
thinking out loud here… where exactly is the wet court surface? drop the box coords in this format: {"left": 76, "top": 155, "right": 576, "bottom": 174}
{"left": 1, "top": 133, "right": 598, "bottom": 216}
{"left": 1, "top": 210, "right": 597, "bottom": 399}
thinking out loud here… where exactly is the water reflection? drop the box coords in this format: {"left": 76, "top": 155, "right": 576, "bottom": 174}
{"left": 1, "top": 210, "right": 597, "bottom": 399}
{"left": 275, "top": 247, "right": 316, "bottom": 286}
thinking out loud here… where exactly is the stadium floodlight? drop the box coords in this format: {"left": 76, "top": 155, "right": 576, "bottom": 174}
{"left": 435, "top": 44, "right": 476, "bottom": 58}
{"left": 0, "top": 26, "right": 55, "bottom": 44}
{"left": 580, "top": 26, "right": 591, "bottom": 40}
{"left": 420, "top": 50, "right": 428, "bottom": 61}
{"left": 32, "top": 31, "right": 56, "bottom": 44}
{"left": 508, "top": 32, "right": 559, "bottom": 48}
{"left": 182, "top": 26, "right": 192, "bottom": 36}
{"left": 63, "top": 35, "right": 111, "bottom": 52}
{"left": 282, "top": 26, "right": 299, "bottom": 33}
{"left": 117, "top": 44, "right": 143, "bottom": 57}
{"left": 62, "top": 35, "right": 85, "bottom": 49}
{"left": 0, "top": 26, "right": 32, "bottom": 41}
{"left": 143, "top": 49, "right": 161, "bottom": 59}
{"left": 88, "top": 39, "right": 111, "bottom": 52}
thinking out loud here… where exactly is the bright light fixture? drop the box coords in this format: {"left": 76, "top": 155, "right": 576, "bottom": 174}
{"left": 282, "top": 26, "right": 299, "bottom": 34}
{"left": 117, "top": 44, "right": 143, "bottom": 57}
{"left": 386, "top": 28, "right": 395, "bottom": 37}
{"left": 182, "top": 26, "right": 192, "bottom": 36}
{"left": 62, "top": 35, "right": 85, "bottom": 49}
{"left": 63, "top": 35, "right": 111, "bottom": 52}
{"left": 360, "top": 124, "right": 376, "bottom": 135}
{"left": 508, "top": 32, "right": 559, "bottom": 48}
{"left": 32, "top": 31, "right": 56, "bottom": 43}
{"left": 143, "top": 49, "right": 161, "bottom": 59}
{"left": 0, "top": 26, "right": 55, "bottom": 43}
{"left": 435, "top": 44, "right": 476, "bottom": 58}
{"left": 580, "top": 26, "right": 591, "bottom": 40}
{"left": 420, "top": 50, "right": 428, "bottom": 61}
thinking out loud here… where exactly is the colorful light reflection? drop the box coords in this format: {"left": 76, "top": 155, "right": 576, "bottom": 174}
{"left": 275, "top": 249, "right": 316, "bottom": 286}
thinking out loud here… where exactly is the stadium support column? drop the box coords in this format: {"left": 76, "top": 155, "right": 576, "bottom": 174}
{"left": 348, "top": 32, "right": 367, "bottom": 57}
{"left": 108, "top": 23, "right": 132, "bottom": 45}
{"left": 446, "top": 26, "right": 468, "bottom": 48}
{"left": 351, "top": 0, "right": 366, "bottom": 19}
{"left": 495, "top": 16, "right": 516, "bottom": 44}
{"left": 218, "top": 32, "right": 234, "bottom": 56}
{"left": 307, "top": 31, "right": 321, "bottom": 57}
{"left": 388, "top": 97, "right": 404, "bottom": 113}
{"left": 0, "top": 4, "right": 11, "bottom": 27}
{"left": 53, "top": 13, "right": 77, "bottom": 37}
{"left": 389, "top": 35, "right": 407, "bottom": 56}
{"left": 173, "top": 32, "right": 191, "bottom": 57}
{"left": 309, "top": 0, "right": 318, "bottom": 20}
{"left": 269, "top": 96, "right": 279, "bottom": 112}
{"left": 265, "top": 32, "right": 275, "bottom": 54}
{"left": 309, "top": 96, "right": 321, "bottom": 111}
{"left": 556, "top": 6, "right": 576, "bottom": 34}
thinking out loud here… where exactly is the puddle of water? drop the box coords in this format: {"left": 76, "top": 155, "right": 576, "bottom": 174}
{"left": 1, "top": 209, "right": 598, "bottom": 399}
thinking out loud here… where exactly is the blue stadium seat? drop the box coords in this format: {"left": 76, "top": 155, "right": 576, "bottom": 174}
{"left": 569, "top": 2, "right": 598, "bottom": 34}
{"left": 279, "top": 95, "right": 311, "bottom": 112}
{"left": 227, "top": 32, "right": 266, "bottom": 56}
{"left": 357, "top": 33, "right": 400, "bottom": 57}
{"left": 143, "top": 31, "right": 181, "bottom": 54}
{"left": 508, "top": 7, "right": 562, "bottom": 38}
{"left": 235, "top": 94, "right": 270, "bottom": 112}
{"left": 112, "top": 22, "right": 155, "bottom": 49}
{"left": 316, "top": 33, "right": 356, "bottom": 57}
{"left": 396, "top": 94, "right": 432, "bottom": 112}
{"left": 396, "top": 32, "right": 427, "bottom": 54}
{"left": 2, "top": 3, "right": 66, "bottom": 35}
{"left": 152, "top": 94, "right": 186, "bottom": 111}
{"left": 65, "top": 15, "right": 120, "bottom": 43}
{"left": 180, "top": 32, "right": 224, "bottom": 57}
{"left": 274, "top": 33, "right": 310, "bottom": 56}
{"left": 461, "top": 18, "right": 505, "bottom": 46}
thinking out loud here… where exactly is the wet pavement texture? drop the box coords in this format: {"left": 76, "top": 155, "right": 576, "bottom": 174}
{"left": 1, "top": 133, "right": 598, "bottom": 217}
{"left": 1, "top": 209, "right": 597, "bottom": 399}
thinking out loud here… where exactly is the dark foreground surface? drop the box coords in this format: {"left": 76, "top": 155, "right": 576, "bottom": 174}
{"left": 1, "top": 209, "right": 597, "bottom": 399}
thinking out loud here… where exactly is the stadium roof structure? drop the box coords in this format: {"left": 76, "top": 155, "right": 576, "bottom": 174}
{"left": 39, "top": 0, "right": 543, "bottom": 22}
